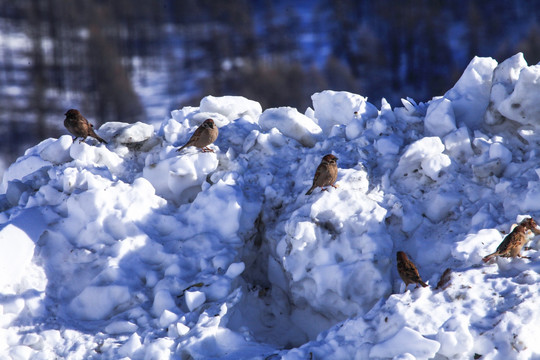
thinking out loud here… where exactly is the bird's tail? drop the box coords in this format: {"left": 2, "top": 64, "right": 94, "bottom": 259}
{"left": 176, "top": 144, "right": 187, "bottom": 152}
{"left": 419, "top": 280, "right": 428, "bottom": 287}
{"left": 305, "top": 186, "right": 315, "bottom": 195}
{"left": 90, "top": 129, "right": 107, "bottom": 144}
{"left": 482, "top": 252, "right": 496, "bottom": 263}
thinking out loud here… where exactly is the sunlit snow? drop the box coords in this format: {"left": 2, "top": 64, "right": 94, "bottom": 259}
{"left": 1, "top": 53, "right": 540, "bottom": 359}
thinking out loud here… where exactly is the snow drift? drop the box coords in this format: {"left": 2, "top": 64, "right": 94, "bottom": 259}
{"left": 1, "top": 53, "right": 540, "bottom": 359}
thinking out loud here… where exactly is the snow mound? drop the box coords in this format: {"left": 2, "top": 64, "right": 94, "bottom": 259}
{"left": 2, "top": 54, "right": 540, "bottom": 359}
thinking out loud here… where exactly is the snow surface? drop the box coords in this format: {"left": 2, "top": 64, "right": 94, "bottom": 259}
{"left": 2, "top": 53, "right": 540, "bottom": 359}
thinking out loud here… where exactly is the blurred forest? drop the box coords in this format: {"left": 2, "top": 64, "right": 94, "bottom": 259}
{"left": 1, "top": 0, "right": 540, "bottom": 168}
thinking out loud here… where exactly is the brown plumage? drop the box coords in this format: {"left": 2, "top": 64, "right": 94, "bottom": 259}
{"left": 397, "top": 251, "right": 428, "bottom": 290}
{"left": 64, "top": 109, "right": 107, "bottom": 144}
{"left": 177, "top": 118, "right": 219, "bottom": 153}
{"left": 482, "top": 217, "right": 540, "bottom": 262}
{"left": 305, "top": 154, "right": 338, "bottom": 195}
{"left": 435, "top": 268, "right": 452, "bottom": 290}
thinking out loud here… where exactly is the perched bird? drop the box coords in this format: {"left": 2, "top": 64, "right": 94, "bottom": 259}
{"left": 176, "top": 118, "right": 219, "bottom": 153}
{"left": 305, "top": 154, "right": 339, "bottom": 195}
{"left": 64, "top": 109, "right": 107, "bottom": 144}
{"left": 435, "top": 267, "right": 452, "bottom": 290}
{"left": 482, "top": 217, "right": 540, "bottom": 262}
{"left": 396, "top": 251, "right": 428, "bottom": 290}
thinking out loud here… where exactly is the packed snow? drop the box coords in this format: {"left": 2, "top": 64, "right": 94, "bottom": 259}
{"left": 1, "top": 52, "right": 540, "bottom": 359}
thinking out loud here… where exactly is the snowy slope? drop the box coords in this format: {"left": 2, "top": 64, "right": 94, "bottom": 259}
{"left": 2, "top": 53, "right": 540, "bottom": 359}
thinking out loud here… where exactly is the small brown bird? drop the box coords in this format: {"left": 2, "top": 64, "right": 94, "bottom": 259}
{"left": 435, "top": 268, "right": 452, "bottom": 290}
{"left": 177, "top": 118, "right": 219, "bottom": 153}
{"left": 396, "top": 251, "right": 428, "bottom": 290}
{"left": 482, "top": 217, "right": 540, "bottom": 262}
{"left": 64, "top": 109, "right": 107, "bottom": 144}
{"left": 305, "top": 154, "right": 339, "bottom": 195}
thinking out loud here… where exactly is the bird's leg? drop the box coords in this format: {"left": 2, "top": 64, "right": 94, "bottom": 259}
{"left": 331, "top": 184, "right": 339, "bottom": 189}
{"left": 517, "top": 254, "right": 531, "bottom": 259}
{"left": 202, "top": 147, "right": 214, "bottom": 153}
{"left": 321, "top": 187, "right": 328, "bottom": 192}
{"left": 72, "top": 137, "right": 77, "bottom": 143}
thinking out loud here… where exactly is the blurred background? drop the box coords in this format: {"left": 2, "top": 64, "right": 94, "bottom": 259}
{"left": 1, "top": 0, "right": 540, "bottom": 173}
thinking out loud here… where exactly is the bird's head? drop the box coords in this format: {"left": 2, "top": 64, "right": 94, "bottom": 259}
{"left": 203, "top": 118, "right": 215, "bottom": 129}
{"left": 321, "top": 154, "right": 338, "bottom": 165}
{"left": 65, "top": 109, "right": 80, "bottom": 117}
{"left": 397, "top": 251, "right": 408, "bottom": 261}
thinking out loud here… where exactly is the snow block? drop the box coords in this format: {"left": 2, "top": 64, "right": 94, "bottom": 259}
{"left": 311, "top": 90, "right": 378, "bottom": 134}
{"left": 259, "top": 107, "right": 322, "bottom": 147}
{"left": 498, "top": 64, "right": 540, "bottom": 127}
{"left": 444, "top": 56, "right": 497, "bottom": 129}
{"left": 200, "top": 95, "right": 262, "bottom": 123}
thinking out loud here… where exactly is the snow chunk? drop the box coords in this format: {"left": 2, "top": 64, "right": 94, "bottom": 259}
{"left": 69, "top": 141, "right": 123, "bottom": 172}
{"left": 39, "top": 135, "right": 73, "bottom": 164}
{"left": 225, "top": 262, "right": 245, "bottom": 279}
{"left": 485, "top": 52, "right": 527, "bottom": 125}
{"left": 436, "top": 315, "right": 474, "bottom": 358}
{"left": 259, "top": 107, "right": 322, "bottom": 147}
{"left": 443, "top": 127, "right": 473, "bottom": 162}
{"left": 312, "top": 90, "right": 378, "bottom": 134}
{"left": 0, "top": 155, "right": 50, "bottom": 193}
{"left": 68, "top": 285, "right": 131, "bottom": 320}
{"left": 159, "top": 310, "right": 179, "bottom": 328}
{"left": 99, "top": 121, "right": 155, "bottom": 147}
{"left": 185, "top": 180, "right": 241, "bottom": 241}
{"left": 523, "top": 185, "right": 540, "bottom": 212}
{"left": 393, "top": 137, "right": 451, "bottom": 182}
{"left": 152, "top": 289, "right": 177, "bottom": 316}
{"left": 445, "top": 56, "right": 498, "bottom": 129}
{"left": 498, "top": 64, "right": 540, "bottom": 127}
{"left": 424, "top": 97, "right": 457, "bottom": 137}
{"left": 143, "top": 151, "right": 218, "bottom": 204}
{"left": 104, "top": 321, "right": 138, "bottom": 334}
{"left": 424, "top": 190, "right": 461, "bottom": 223}
{"left": 453, "top": 229, "right": 502, "bottom": 264}
{"left": 118, "top": 333, "right": 142, "bottom": 358}
{"left": 0, "top": 224, "right": 36, "bottom": 289}
{"left": 375, "top": 135, "right": 401, "bottom": 155}
{"left": 369, "top": 326, "right": 440, "bottom": 359}
{"left": 200, "top": 95, "right": 262, "bottom": 123}
{"left": 185, "top": 291, "right": 206, "bottom": 312}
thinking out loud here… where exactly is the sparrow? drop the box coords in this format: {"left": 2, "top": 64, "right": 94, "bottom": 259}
{"left": 435, "top": 268, "right": 452, "bottom": 290}
{"left": 482, "top": 217, "right": 540, "bottom": 262}
{"left": 396, "top": 251, "right": 428, "bottom": 290}
{"left": 305, "top": 154, "right": 338, "bottom": 195}
{"left": 64, "top": 109, "right": 107, "bottom": 144}
{"left": 177, "top": 118, "right": 219, "bottom": 153}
